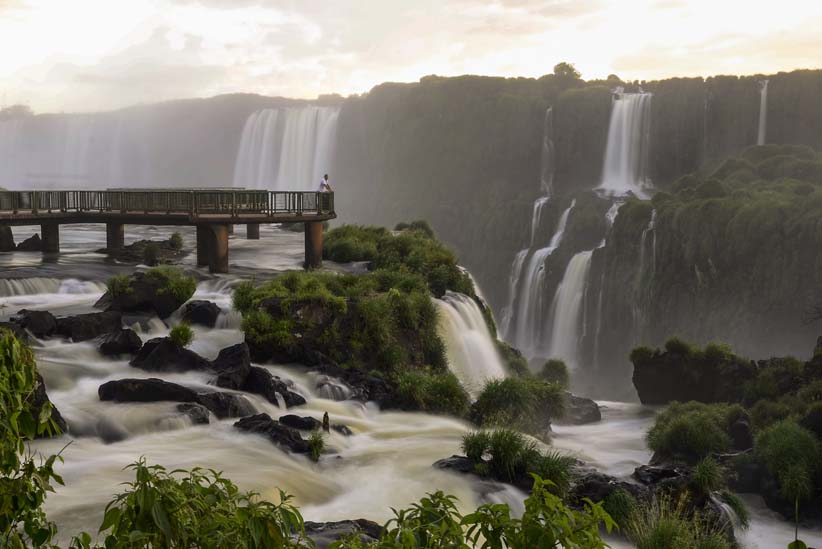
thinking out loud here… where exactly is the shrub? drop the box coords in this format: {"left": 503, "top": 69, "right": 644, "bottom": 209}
{"left": 394, "top": 369, "right": 470, "bottom": 417}
{"left": 799, "top": 402, "right": 822, "bottom": 439}
{"left": 232, "top": 280, "right": 255, "bottom": 314}
{"left": 625, "top": 493, "right": 733, "bottom": 549}
{"left": 106, "top": 274, "right": 132, "bottom": 298}
{"left": 471, "top": 377, "right": 565, "bottom": 435}
{"left": 308, "top": 431, "right": 324, "bottom": 463}
{"left": 603, "top": 489, "right": 638, "bottom": 530}
{"left": 143, "top": 241, "right": 160, "bottom": 266}
{"left": 146, "top": 266, "right": 197, "bottom": 303}
{"left": 691, "top": 457, "right": 724, "bottom": 495}
{"left": 495, "top": 341, "right": 529, "bottom": 376}
{"left": 750, "top": 399, "right": 792, "bottom": 430}
{"left": 629, "top": 345, "right": 655, "bottom": 365}
{"left": 462, "top": 431, "right": 491, "bottom": 462}
{"left": 755, "top": 420, "right": 820, "bottom": 501}
{"left": 539, "top": 359, "right": 569, "bottom": 388}
{"left": 169, "top": 323, "right": 194, "bottom": 348}
{"left": 664, "top": 337, "right": 698, "bottom": 357}
{"left": 704, "top": 342, "right": 733, "bottom": 363}
{"left": 646, "top": 402, "right": 740, "bottom": 463}
{"left": 718, "top": 490, "right": 750, "bottom": 529}
{"left": 169, "top": 231, "right": 183, "bottom": 250}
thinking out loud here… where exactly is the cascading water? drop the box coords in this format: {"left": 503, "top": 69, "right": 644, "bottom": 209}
{"left": 506, "top": 201, "right": 575, "bottom": 357}
{"left": 597, "top": 90, "right": 653, "bottom": 199}
{"left": 757, "top": 80, "right": 769, "bottom": 146}
{"left": 232, "top": 106, "right": 340, "bottom": 190}
{"left": 632, "top": 209, "right": 657, "bottom": 341}
{"left": 436, "top": 292, "right": 508, "bottom": 397}
{"left": 546, "top": 250, "right": 594, "bottom": 368}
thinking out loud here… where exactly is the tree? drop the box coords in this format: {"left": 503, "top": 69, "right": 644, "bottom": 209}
{"left": 553, "top": 62, "right": 581, "bottom": 80}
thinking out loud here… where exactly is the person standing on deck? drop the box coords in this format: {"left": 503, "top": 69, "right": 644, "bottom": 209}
{"left": 317, "top": 174, "right": 333, "bottom": 192}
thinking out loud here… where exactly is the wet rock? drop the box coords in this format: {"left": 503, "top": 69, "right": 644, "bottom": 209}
{"left": 433, "top": 455, "right": 476, "bottom": 475}
{"left": 315, "top": 375, "right": 352, "bottom": 401}
{"left": 56, "top": 311, "right": 122, "bottom": 342}
{"left": 130, "top": 337, "right": 211, "bottom": 373}
{"left": 569, "top": 472, "right": 647, "bottom": 507}
{"left": 96, "top": 271, "right": 192, "bottom": 319}
{"left": 729, "top": 418, "right": 754, "bottom": 451}
{"left": 98, "top": 328, "right": 142, "bottom": 356}
{"left": 98, "top": 238, "right": 186, "bottom": 265}
{"left": 304, "top": 519, "right": 382, "bottom": 548}
{"left": 633, "top": 464, "right": 690, "bottom": 491}
{"left": 0, "top": 226, "right": 15, "bottom": 251}
{"left": 13, "top": 309, "right": 57, "bottom": 338}
{"left": 559, "top": 393, "right": 601, "bottom": 425}
{"left": 0, "top": 321, "right": 28, "bottom": 341}
{"left": 332, "top": 424, "right": 353, "bottom": 436}
{"left": 233, "top": 413, "right": 309, "bottom": 454}
{"left": 242, "top": 366, "right": 306, "bottom": 408}
{"left": 99, "top": 378, "right": 198, "bottom": 403}
{"left": 279, "top": 414, "right": 321, "bottom": 431}
{"left": 29, "top": 373, "right": 68, "bottom": 436}
{"left": 177, "top": 403, "right": 210, "bottom": 425}
{"left": 96, "top": 416, "right": 129, "bottom": 443}
{"left": 182, "top": 300, "right": 221, "bottom": 328}
{"left": 16, "top": 233, "right": 42, "bottom": 251}
{"left": 212, "top": 342, "right": 251, "bottom": 389}
{"left": 196, "top": 391, "right": 255, "bottom": 419}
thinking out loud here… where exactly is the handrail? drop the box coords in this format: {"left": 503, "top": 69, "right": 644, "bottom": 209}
{"left": 0, "top": 190, "right": 335, "bottom": 218}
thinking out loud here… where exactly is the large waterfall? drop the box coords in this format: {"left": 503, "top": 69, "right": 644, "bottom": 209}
{"left": 436, "top": 292, "right": 508, "bottom": 397}
{"left": 231, "top": 106, "right": 340, "bottom": 191}
{"left": 597, "top": 91, "right": 653, "bottom": 199}
{"left": 546, "top": 250, "right": 594, "bottom": 368}
{"left": 758, "top": 80, "right": 769, "bottom": 146}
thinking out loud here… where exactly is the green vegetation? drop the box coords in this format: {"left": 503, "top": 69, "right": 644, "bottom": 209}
{"left": 646, "top": 402, "right": 746, "bottom": 463}
{"left": 539, "top": 359, "right": 569, "bottom": 388}
{"left": 106, "top": 274, "right": 132, "bottom": 298}
{"left": 691, "top": 457, "right": 724, "bottom": 496}
{"left": 394, "top": 220, "right": 434, "bottom": 238}
{"left": 625, "top": 494, "right": 732, "bottom": 549}
{"left": 755, "top": 421, "right": 820, "bottom": 505}
{"left": 603, "top": 489, "right": 639, "bottom": 530}
{"left": 143, "top": 241, "right": 160, "bottom": 266}
{"left": 393, "top": 368, "right": 470, "bottom": 417}
{"left": 323, "top": 223, "right": 473, "bottom": 297}
{"left": 495, "top": 340, "right": 529, "bottom": 376}
{"left": 169, "top": 232, "right": 184, "bottom": 251}
{"left": 308, "top": 431, "right": 325, "bottom": 463}
{"left": 470, "top": 377, "right": 565, "bottom": 435}
{"left": 168, "top": 322, "right": 194, "bottom": 348}
{"left": 145, "top": 266, "right": 197, "bottom": 303}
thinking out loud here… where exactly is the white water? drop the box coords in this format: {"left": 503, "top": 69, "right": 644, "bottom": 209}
{"left": 546, "top": 250, "right": 593, "bottom": 368}
{"left": 597, "top": 91, "right": 653, "bottom": 199}
{"left": 508, "top": 201, "right": 575, "bottom": 357}
{"left": 539, "top": 107, "right": 555, "bottom": 196}
{"left": 436, "top": 292, "right": 508, "bottom": 398}
{"left": 757, "top": 80, "right": 769, "bottom": 146}
{"left": 232, "top": 106, "right": 340, "bottom": 190}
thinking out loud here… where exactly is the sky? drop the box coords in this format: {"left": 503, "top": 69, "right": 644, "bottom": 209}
{"left": 1, "top": 0, "right": 821, "bottom": 113}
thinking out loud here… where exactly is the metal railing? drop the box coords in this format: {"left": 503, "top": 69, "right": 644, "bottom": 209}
{"left": 0, "top": 190, "right": 335, "bottom": 217}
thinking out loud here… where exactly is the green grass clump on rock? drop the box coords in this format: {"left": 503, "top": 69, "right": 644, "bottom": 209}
{"left": 106, "top": 274, "right": 133, "bottom": 298}
{"left": 539, "top": 359, "right": 569, "bottom": 388}
{"left": 394, "top": 368, "right": 470, "bottom": 417}
{"left": 146, "top": 266, "right": 197, "bottom": 303}
{"left": 755, "top": 420, "right": 820, "bottom": 502}
{"left": 169, "top": 322, "right": 194, "bottom": 348}
{"left": 646, "top": 402, "right": 745, "bottom": 463}
{"left": 470, "top": 377, "right": 565, "bottom": 435}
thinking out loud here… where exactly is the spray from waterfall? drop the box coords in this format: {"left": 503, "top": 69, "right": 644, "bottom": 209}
{"left": 757, "top": 80, "right": 769, "bottom": 146}
{"left": 232, "top": 106, "right": 340, "bottom": 190}
{"left": 597, "top": 90, "right": 653, "bottom": 199}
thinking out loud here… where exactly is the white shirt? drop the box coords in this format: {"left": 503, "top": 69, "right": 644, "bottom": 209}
{"left": 318, "top": 179, "right": 331, "bottom": 192}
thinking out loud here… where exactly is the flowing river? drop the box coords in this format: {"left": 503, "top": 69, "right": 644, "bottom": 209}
{"left": 1, "top": 224, "right": 816, "bottom": 546}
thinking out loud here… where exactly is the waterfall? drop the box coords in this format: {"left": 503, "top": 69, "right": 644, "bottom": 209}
{"left": 597, "top": 90, "right": 653, "bottom": 199}
{"left": 436, "top": 292, "right": 508, "bottom": 397}
{"left": 637, "top": 209, "right": 657, "bottom": 279}
{"left": 507, "top": 201, "right": 575, "bottom": 356}
{"left": 757, "top": 80, "right": 769, "bottom": 146}
{"left": 540, "top": 107, "right": 555, "bottom": 195}
{"left": 633, "top": 209, "right": 657, "bottom": 341}
{"left": 546, "top": 250, "right": 594, "bottom": 368}
{"left": 232, "top": 106, "right": 340, "bottom": 190}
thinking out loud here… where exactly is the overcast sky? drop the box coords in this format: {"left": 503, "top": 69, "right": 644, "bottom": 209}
{"left": 1, "top": 0, "right": 821, "bottom": 113}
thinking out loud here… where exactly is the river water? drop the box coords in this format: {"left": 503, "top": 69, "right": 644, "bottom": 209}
{"left": 1, "top": 224, "right": 816, "bottom": 546}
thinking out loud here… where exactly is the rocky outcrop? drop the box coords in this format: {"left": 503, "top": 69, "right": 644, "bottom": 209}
{"left": 568, "top": 471, "right": 648, "bottom": 507}
{"left": 56, "top": 311, "right": 122, "bottom": 342}
{"left": 99, "top": 378, "right": 199, "bottom": 403}
{"left": 433, "top": 455, "right": 476, "bottom": 475}
{"left": 16, "top": 234, "right": 42, "bottom": 251}
{"left": 196, "top": 391, "right": 255, "bottom": 419}
{"left": 12, "top": 309, "right": 57, "bottom": 338}
{"left": 181, "top": 300, "right": 221, "bottom": 328}
{"left": 559, "top": 394, "right": 601, "bottom": 425}
{"left": 0, "top": 226, "right": 15, "bottom": 252}
{"left": 304, "top": 520, "right": 382, "bottom": 549}
{"left": 98, "top": 237, "right": 186, "bottom": 265}
{"left": 212, "top": 342, "right": 251, "bottom": 390}
{"left": 279, "top": 414, "right": 321, "bottom": 431}
{"left": 177, "top": 403, "right": 210, "bottom": 425}
{"left": 98, "top": 328, "right": 142, "bottom": 356}
{"left": 29, "top": 373, "right": 68, "bottom": 436}
{"left": 233, "top": 413, "right": 309, "bottom": 454}
{"left": 242, "top": 366, "right": 306, "bottom": 408}
{"left": 130, "top": 337, "right": 212, "bottom": 373}
{"left": 95, "top": 271, "right": 193, "bottom": 318}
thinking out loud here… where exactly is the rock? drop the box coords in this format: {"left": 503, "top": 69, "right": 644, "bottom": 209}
{"left": 13, "top": 309, "right": 57, "bottom": 338}
{"left": 279, "top": 414, "right": 322, "bottom": 431}
{"left": 315, "top": 375, "right": 352, "bottom": 400}
{"left": 242, "top": 366, "right": 306, "bottom": 408}
{"left": 332, "top": 424, "right": 353, "bottom": 436}
{"left": 559, "top": 393, "right": 601, "bottom": 425}
{"left": 16, "top": 233, "right": 42, "bottom": 251}
{"left": 304, "top": 519, "right": 382, "bottom": 548}
{"left": 182, "top": 300, "right": 221, "bottom": 328}
{"left": 130, "top": 337, "right": 211, "bottom": 373}
{"left": 177, "top": 403, "right": 210, "bottom": 425}
{"left": 95, "top": 416, "right": 129, "bottom": 443}
{"left": 729, "top": 418, "right": 754, "bottom": 451}
{"left": 98, "top": 328, "right": 142, "bottom": 356}
{"left": 29, "top": 373, "right": 68, "bottom": 436}
{"left": 96, "top": 271, "right": 191, "bottom": 319}
{"left": 98, "top": 378, "right": 199, "bottom": 403}
{"left": 56, "top": 311, "right": 122, "bottom": 341}
{"left": 196, "top": 391, "right": 255, "bottom": 419}
{"left": 433, "top": 455, "right": 476, "bottom": 475}
{"left": 212, "top": 342, "right": 251, "bottom": 389}
{"left": 0, "top": 321, "right": 28, "bottom": 341}
{"left": 97, "top": 237, "right": 186, "bottom": 265}
{"left": 633, "top": 464, "right": 690, "bottom": 490}
{"left": 569, "top": 472, "right": 647, "bottom": 507}
{"left": 233, "top": 413, "right": 309, "bottom": 454}
{"left": 0, "top": 226, "right": 15, "bottom": 251}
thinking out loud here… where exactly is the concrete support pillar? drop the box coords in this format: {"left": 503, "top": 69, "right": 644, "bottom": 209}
{"left": 195, "top": 225, "right": 209, "bottom": 267}
{"left": 246, "top": 223, "right": 260, "bottom": 240}
{"left": 209, "top": 224, "right": 230, "bottom": 274}
{"left": 105, "top": 222, "right": 124, "bottom": 250}
{"left": 227, "top": 224, "right": 234, "bottom": 235}
{"left": 304, "top": 221, "right": 323, "bottom": 270}
{"left": 41, "top": 223, "right": 59, "bottom": 253}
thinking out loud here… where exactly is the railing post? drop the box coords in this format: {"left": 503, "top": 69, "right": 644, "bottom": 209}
{"left": 32, "top": 191, "right": 38, "bottom": 215}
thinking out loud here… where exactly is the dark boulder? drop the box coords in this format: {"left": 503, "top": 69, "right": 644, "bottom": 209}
{"left": 196, "top": 391, "right": 255, "bottom": 419}
{"left": 633, "top": 464, "right": 690, "bottom": 491}
{"left": 177, "top": 403, "right": 210, "bottom": 425}
{"left": 729, "top": 418, "right": 754, "bottom": 451}
{"left": 181, "top": 300, "right": 221, "bottom": 327}
{"left": 0, "top": 321, "right": 28, "bottom": 341}
{"left": 332, "top": 424, "right": 353, "bottom": 436}
{"left": 95, "top": 416, "right": 129, "bottom": 444}
{"left": 242, "top": 366, "right": 306, "bottom": 408}
{"left": 95, "top": 271, "right": 191, "bottom": 319}
{"left": 130, "top": 337, "right": 211, "bottom": 373}
{"left": 279, "top": 414, "right": 321, "bottom": 431}
{"left": 16, "top": 233, "right": 42, "bottom": 251}
{"left": 304, "top": 520, "right": 382, "bottom": 549}
{"left": 559, "top": 394, "right": 601, "bottom": 425}
{"left": 433, "top": 455, "right": 476, "bottom": 475}
{"left": 0, "top": 226, "right": 15, "bottom": 252}
{"left": 569, "top": 472, "right": 647, "bottom": 507}
{"left": 98, "top": 328, "right": 143, "bottom": 356}
{"left": 13, "top": 309, "right": 57, "bottom": 338}
{"left": 233, "top": 413, "right": 309, "bottom": 453}
{"left": 29, "top": 373, "right": 68, "bottom": 436}
{"left": 98, "top": 378, "right": 198, "bottom": 403}
{"left": 315, "top": 375, "right": 352, "bottom": 400}
{"left": 56, "top": 311, "right": 122, "bottom": 341}
{"left": 212, "top": 342, "right": 251, "bottom": 389}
